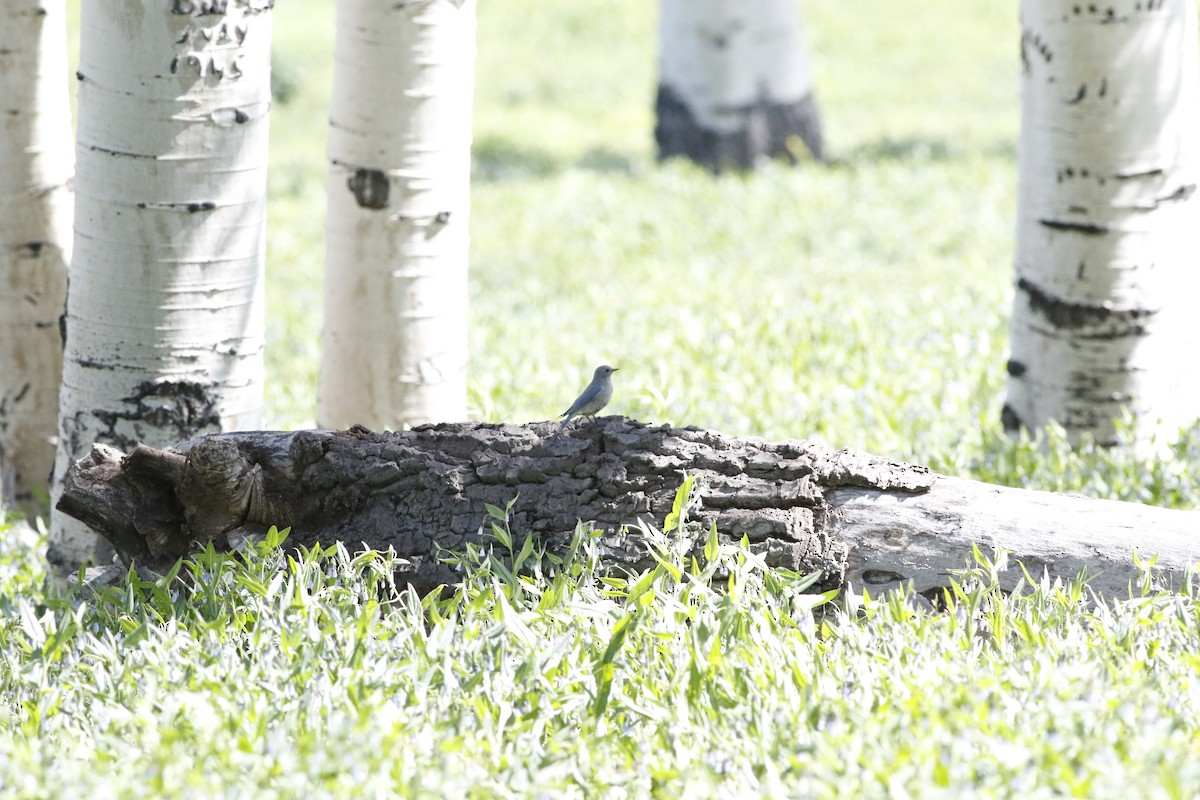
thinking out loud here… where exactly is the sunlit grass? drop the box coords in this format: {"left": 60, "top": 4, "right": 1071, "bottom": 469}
{"left": 3, "top": 487, "right": 1200, "bottom": 797}
{"left": 27, "top": 1, "right": 1200, "bottom": 796}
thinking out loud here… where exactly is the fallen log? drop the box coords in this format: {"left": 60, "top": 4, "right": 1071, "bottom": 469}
{"left": 57, "top": 418, "right": 1200, "bottom": 598}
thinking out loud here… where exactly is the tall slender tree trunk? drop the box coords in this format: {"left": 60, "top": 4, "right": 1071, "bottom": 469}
{"left": 1004, "top": 0, "right": 1200, "bottom": 447}
{"left": 0, "top": 0, "right": 73, "bottom": 516}
{"left": 655, "top": 0, "right": 823, "bottom": 171}
{"left": 318, "top": 0, "right": 474, "bottom": 431}
{"left": 49, "top": 0, "right": 273, "bottom": 572}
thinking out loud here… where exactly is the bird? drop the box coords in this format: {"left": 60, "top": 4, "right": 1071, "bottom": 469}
{"left": 557, "top": 365, "right": 618, "bottom": 432}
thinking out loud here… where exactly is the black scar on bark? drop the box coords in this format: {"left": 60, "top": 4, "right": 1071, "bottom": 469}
{"left": 1038, "top": 218, "right": 1109, "bottom": 235}
{"left": 89, "top": 380, "right": 223, "bottom": 455}
{"left": 172, "top": 0, "right": 231, "bottom": 15}
{"left": 135, "top": 202, "right": 216, "bottom": 212}
{"left": 1016, "top": 277, "right": 1152, "bottom": 336}
{"left": 348, "top": 169, "right": 390, "bottom": 210}
{"left": 654, "top": 83, "right": 824, "bottom": 172}
{"left": 1159, "top": 183, "right": 1197, "bottom": 203}
{"left": 1000, "top": 403, "right": 1023, "bottom": 433}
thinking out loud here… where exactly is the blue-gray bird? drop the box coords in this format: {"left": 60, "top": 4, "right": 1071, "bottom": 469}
{"left": 558, "top": 365, "right": 618, "bottom": 432}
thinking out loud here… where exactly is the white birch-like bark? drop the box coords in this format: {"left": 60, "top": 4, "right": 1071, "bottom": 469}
{"left": 1005, "top": 0, "right": 1200, "bottom": 447}
{"left": 0, "top": 0, "right": 73, "bottom": 515}
{"left": 318, "top": 0, "right": 474, "bottom": 431}
{"left": 656, "top": 0, "right": 823, "bottom": 170}
{"left": 49, "top": 0, "right": 272, "bottom": 571}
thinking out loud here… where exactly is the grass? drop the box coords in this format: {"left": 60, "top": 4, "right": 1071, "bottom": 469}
{"left": 3, "top": 488, "right": 1200, "bottom": 798}
{"left": 14, "top": 0, "right": 1200, "bottom": 796}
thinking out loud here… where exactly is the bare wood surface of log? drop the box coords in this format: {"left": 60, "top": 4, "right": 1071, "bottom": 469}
{"left": 57, "top": 418, "right": 1200, "bottom": 598}
{"left": 833, "top": 478, "right": 1200, "bottom": 599}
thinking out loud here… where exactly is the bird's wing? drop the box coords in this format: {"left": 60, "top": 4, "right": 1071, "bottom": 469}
{"left": 562, "top": 383, "right": 599, "bottom": 417}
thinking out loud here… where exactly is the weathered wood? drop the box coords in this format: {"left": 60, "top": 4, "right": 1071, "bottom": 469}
{"left": 57, "top": 418, "right": 1199, "bottom": 598}
{"left": 832, "top": 477, "right": 1199, "bottom": 600}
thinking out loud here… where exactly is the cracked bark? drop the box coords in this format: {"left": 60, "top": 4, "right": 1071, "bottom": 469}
{"left": 57, "top": 418, "right": 1199, "bottom": 599}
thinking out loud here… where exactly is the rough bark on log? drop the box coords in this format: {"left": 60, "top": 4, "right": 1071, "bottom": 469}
{"left": 57, "top": 418, "right": 1200, "bottom": 599}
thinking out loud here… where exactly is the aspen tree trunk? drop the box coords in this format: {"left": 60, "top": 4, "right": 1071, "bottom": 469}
{"left": 1004, "top": 0, "right": 1200, "bottom": 447}
{"left": 656, "top": 0, "right": 823, "bottom": 171}
{"left": 49, "top": 0, "right": 272, "bottom": 572}
{"left": 0, "top": 0, "right": 73, "bottom": 516}
{"left": 318, "top": 0, "right": 474, "bottom": 431}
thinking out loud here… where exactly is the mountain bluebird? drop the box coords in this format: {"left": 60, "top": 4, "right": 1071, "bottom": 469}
{"left": 558, "top": 365, "right": 618, "bottom": 432}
